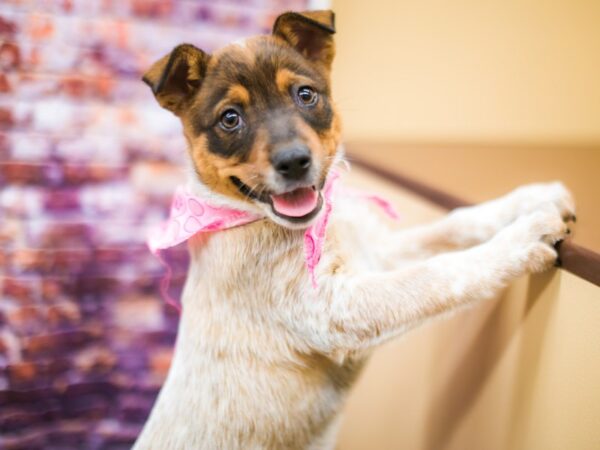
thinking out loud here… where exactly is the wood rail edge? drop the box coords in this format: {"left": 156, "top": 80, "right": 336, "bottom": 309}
{"left": 349, "top": 154, "right": 600, "bottom": 288}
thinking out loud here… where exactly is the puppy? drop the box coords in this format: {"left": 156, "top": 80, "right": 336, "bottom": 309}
{"left": 134, "top": 10, "right": 574, "bottom": 450}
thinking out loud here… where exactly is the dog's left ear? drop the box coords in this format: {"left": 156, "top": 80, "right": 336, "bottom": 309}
{"left": 273, "top": 10, "right": 336, "bottom": 70}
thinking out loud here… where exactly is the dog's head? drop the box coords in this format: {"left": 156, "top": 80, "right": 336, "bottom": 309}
{"left": 143, "top": 10, "right": 341, "bottom": 228}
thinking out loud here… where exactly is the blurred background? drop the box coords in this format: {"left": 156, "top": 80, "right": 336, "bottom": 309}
{"left": 332, "top": 2, "right": 600, "bottom": 449}
{"left": 332, "top": 0, "right": 600, "bottom": 251}
{"left": 1, "top": 0, "right": 599, "bottom": 449}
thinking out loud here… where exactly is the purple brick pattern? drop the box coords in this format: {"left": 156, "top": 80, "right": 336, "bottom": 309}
{"left": 0, "top": 1, "right": 307, "bottom": 448}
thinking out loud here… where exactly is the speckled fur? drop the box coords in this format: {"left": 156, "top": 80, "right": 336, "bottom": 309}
{"left": 134, "top": 179, "right": 574, "bottom": 450}
{"left": 134, "top": 9, "right": 575, "bottom": 449}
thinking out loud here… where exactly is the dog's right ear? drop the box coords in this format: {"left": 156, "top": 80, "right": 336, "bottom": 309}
{"left": 142, "top": 44, "right": 209, "bottom": 115}
{"left": 273, "top": 10, "right": 336, "bottom": 71}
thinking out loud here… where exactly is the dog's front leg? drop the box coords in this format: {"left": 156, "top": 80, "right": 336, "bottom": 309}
{"left": 303, "top": 208, "right": 569, "bottom": 355}
{"left": 382, "top": 181, "right": 575, "bottom": 262}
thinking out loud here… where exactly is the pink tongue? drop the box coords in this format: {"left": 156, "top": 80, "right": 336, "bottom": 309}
{"left": 271, "top": 187, "right": 318, "bottom": 217}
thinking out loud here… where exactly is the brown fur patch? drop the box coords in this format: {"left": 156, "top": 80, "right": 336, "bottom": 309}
{"left": 185, "top": 133, "right": 245, "bottom": 200}
{"left": 294, "top": 115, "right": 339, "bottom": 181}
{"left": 245, "top": 128, "right": 271, "bottom": 172}
{"left": 185, "top": 127, "right": 274, "bottom": 203}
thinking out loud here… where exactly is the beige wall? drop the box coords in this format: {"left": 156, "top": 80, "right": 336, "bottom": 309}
{"left": 346, "top": 142, "right": 600, "bottom": 251}
{"left": 332, "top": 0, "right": 600, "bottom": 144}
{"left": 330, "top": 5, "right": 600, "bottom": 444}
{"left": 339, "top": 169, "right": 600, "bottom": 450}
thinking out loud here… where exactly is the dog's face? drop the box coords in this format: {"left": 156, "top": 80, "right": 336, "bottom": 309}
{"left": 143, "top": 10, "right": 341, "bottom": 228}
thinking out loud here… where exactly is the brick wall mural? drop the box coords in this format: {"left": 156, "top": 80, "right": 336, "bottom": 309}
{"left": 0, "top": 1, "right": 307, "bottom": 448}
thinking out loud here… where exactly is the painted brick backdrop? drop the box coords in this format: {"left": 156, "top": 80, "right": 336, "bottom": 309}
{"left": 0, "top": 1, "right": 307, "bottom": 448}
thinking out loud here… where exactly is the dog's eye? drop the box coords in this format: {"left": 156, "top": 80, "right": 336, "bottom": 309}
{"left": 220, "top": 109, "right": 242, "bottom": 131}
{"left": 296, "top": 86, "right": 318, "bottom": 107}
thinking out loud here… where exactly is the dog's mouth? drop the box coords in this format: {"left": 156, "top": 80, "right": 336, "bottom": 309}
{"left": 270, "top": 186, "right": 322, "bottom": 221}
{"left": 230, "top": 176, "right": 323, "bottom": 223}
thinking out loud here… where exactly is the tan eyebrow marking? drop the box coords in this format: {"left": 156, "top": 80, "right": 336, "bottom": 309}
{"left": 227, "top": 84, "right": 251, "bottom": 105}
{"left": 276, "top": 68, "right": 314, "bottom": 94}
{"left": 214, "top": 84, "right": 251, "bottom": 113}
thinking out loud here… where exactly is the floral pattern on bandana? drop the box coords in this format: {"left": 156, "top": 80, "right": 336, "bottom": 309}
{"left": 148, "top": 171, "right": 400, "bottom": 307}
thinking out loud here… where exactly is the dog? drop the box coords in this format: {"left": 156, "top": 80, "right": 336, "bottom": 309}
{"left": 133, "top": 10, "right": 575, "bottom": 450}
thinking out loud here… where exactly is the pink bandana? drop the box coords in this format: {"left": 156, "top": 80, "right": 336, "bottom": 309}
{"left": 147, "top": 171, "right": 398, "bottom": 311}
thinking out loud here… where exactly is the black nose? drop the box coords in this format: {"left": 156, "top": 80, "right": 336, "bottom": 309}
{"left": 271, "top": 146, "right": 312, "bottom": 180}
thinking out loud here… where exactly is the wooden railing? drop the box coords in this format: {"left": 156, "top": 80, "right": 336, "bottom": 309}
{"left": 350, "top": 153, "right": 600, "bottom": 288}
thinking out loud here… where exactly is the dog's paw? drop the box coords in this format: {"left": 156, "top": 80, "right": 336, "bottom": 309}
{"left": 510, "top": 181, "right": 576, "bottom": 222}
{"left": 492, "top": 208, "right": 569, "bottom": 274}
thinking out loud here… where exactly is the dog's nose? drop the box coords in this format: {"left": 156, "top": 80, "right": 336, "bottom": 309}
{"left": 271, "top": 146, "right": 312, "bottom": 180}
